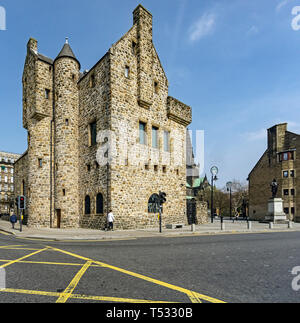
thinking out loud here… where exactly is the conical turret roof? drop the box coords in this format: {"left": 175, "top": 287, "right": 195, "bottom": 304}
{"left": 54, "top": 38, "right": 80, "bottom": 68}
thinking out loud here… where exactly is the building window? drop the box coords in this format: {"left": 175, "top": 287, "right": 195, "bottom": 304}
{"left": 291, "top": 189, "right": 295, "bottom": 196}
{"left": 89, "top": 121, "right": 97, "bottom": 146}
{"left": 154, "top": 165, "right": 158, "bottom": 172}
{"left": 132, "top": 41, "right": 137, "bottom": 55}
{"left": 291, "top": 170, "right": 295, "bottom": 178}
{"left": 85, "top": 196, "right": 91, "bottom": 215}
{"left": 38, "top": 159, "right": 43, "bottom": 168}
{"left": 87, "top": 164, "right": 91, "bottom": 172}
{"left": 283, "top": 189, "right": 289, "bottom": 196}
{"left": 283, "top": 171, "right": 289, "bottom": 178}
{"left": 125, "top": 66, "right": 130, "bottom": 78}
{"left": 145, "top": 164, "right": 149, "bottom": 171}
{"left": 154, "top": 81, "right": 159, "bottom": 94}
{"left": 65, "top": 119, "right": 69, "bottom": 126}
{"left": 45, "top": 89, "right": 50, "bottom": 99}
{"left": 152, "top": 126, "right": 159, "bottom": 149}
{"left": 90, "top": 74, "right": 95, "bottom": 88}
{"left": 63, "top": 189, "right": 66, "bottom": 196}
{"left": 291, "top": 207, "right": 295, "bottom": 215}
{"left": 96, "top": 193, "right": 104, "bottom": 214}
{"left": 162, "top": 166, "right": 167, "bottom": 173}
{"left": 279, "top": 151, "right": 294, "bottom": 162}
{"left": 139, "top": 122, "right": 147, "bottom": 145}
{"left": 164, "top": 131, "right": 170, "bottom": 152}
{"left": 284, "top": 208, "right": 289, "bottom": 215}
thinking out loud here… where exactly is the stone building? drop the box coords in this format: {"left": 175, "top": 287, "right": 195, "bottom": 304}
{"left": 0, "top": 151, "right": 21, "bottom": 215}
{"left": 15, "top": 5, "right": 192, "bottom": 229}
{"left": 248, "top": 123, "right": 300, "bottom": 222}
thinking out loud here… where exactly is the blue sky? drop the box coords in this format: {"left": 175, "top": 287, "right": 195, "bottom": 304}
{"left": 1, "top": 0, "right": 300, "bottom": 188}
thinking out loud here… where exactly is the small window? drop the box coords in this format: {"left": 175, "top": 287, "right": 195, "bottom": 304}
{"left": 87, "top": 164, "right": 91, "bottom": 172}
{"left": 152, "top": 126, "right": 159, "bottom": 149}
{"left": 154, "top": 81, "right": 159, "bottom": 94}
{"left": 291, "top": 189, "right": 295, "bottom": 196}
{"left": 139, "top": 122, "right": 147, "bottom": 145}
{"left": 284, "top": 207, "right": 289, "bottom": 215}
{"left": 164, "top": 131, "right": 170, "bottom": 152}
{"left": 45, "top": 89, "right": 50, "bottom": 99}
{"left": 96, "top": 193, "right": 104, "bottom": 214}
{"left": 132, "top": 41, "right": 137, "bottom": 55}
{"left": 38, "top": 159, "right": 43, "bottom": 168}
{"left": 125, "top": 66, "right": 130, "bottom": 78}
{"left": 284, "top": 189, "right": 289, "bottom": 196}
{"left": 89, "top": 121, "right": 97, "bottom": 146}
{"left": 90, "top": 74, "right": 95, "bottom": 88}
{"left": 283, "top": 171, "right": 289, "bottom": 178}
{"left": 65, "top": 119, "right": 69, "bottom": 126}
{"left": 63, "top": 189, "right": 66, "bottom": 196}
{"left": 163, "top": 166, "right": 167, "bottom": 173}
{"left": 154, "top": 165, "right": 158, "bottom": 172}
{"left": 145, "top": 164, "right": 149, "bottom": 171}
{"left": 85, "top": 196, "right": 91, "bottom": 215}
{"left": 291, "top": 170, "right": 295, "bottom": 178}
{"left": 291, "top": 207, "right": 295, "bottom": 215}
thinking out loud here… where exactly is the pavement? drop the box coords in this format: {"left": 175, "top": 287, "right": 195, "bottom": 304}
{"left": 1, "top": 217, "right": 300, "bottom": 241}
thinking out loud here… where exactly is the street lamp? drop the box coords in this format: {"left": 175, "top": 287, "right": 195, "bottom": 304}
{"left": 210, "top": 166, "right": 219, "bottom": 223}
{"left": 226, "top": 181, "right": 233, "bottom": 220}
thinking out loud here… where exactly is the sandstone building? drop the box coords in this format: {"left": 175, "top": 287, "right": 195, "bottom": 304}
{"left": 248, "top": 123, "right": 300, "bottom": 222}
{"left": 0, "top": 151, "right": 20, "bottom": 215}
{"left": 15, "top": 5, "right": 192, "bottom": 229}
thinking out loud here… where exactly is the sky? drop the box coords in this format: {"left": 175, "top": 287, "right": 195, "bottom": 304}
{"left": 1, "top": 0, "right": 300, "bottom": 188}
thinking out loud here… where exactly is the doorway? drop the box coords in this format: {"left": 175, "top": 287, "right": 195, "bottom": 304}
{"left": 56, "top": 209, "right": 61, "bottom": 229}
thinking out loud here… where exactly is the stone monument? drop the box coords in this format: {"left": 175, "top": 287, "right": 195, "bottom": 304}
{"left": 265, "top": 179, "right": 287, "bottom": 223}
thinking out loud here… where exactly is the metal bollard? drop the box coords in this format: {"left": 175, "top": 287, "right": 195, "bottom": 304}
{"left": 288, "top": 221, "right": 293, "bottom": 229}
{"left": 269, "top": 222, "right": 274, "bottom": 229}
{"left": 191, "top": 224, "right": 196, "bottom": 232}
{"left": 221, "top": 217, "right": 225, "bottom": 231}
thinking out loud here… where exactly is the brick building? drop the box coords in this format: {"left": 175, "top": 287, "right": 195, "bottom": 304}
{"left": 0, "top": 151, "right": 21, "bottom": 215}
{"left": 15, "top": 5, "right": 192, "bottom": 229}
{"left": 248, "top": 123, "right": 300, "bottom": 222}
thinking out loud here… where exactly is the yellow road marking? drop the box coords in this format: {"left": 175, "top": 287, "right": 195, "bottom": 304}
{"left": 0, "top": 231, "right": 11, "bottom": 236}
{"left": 0, "top": 248, "right": 41, "bottom": 251}
{"left": 0, "top": 247, "right": 49, "bottom": 269}
{"left": 0, "top": 245, "right": 26, "bottom": 249}
{"left": 0, "top": 259, "right": 103, "bottom": 267}
{"left": 187, "top": 291, "right": 203, "bottom": 303}
{"left": 56, "top": 261, "right": 93, "bottom": 303}
{"left": 47, "top": 246, "right": 226, "bottom": 303}
{"left": 0, "top": 288, "right": 174, "bottom": 303}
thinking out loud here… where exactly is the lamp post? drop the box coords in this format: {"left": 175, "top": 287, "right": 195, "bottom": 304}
{"left": 226, "top": 181, "right": 233, "bottom": 220}
{"left": 210, "top": 166, "right": 219, "bottom": 223}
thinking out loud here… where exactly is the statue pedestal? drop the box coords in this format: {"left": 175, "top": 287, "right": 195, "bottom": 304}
{"left": 265, "top": 198, "right": 287, "bottom": 223}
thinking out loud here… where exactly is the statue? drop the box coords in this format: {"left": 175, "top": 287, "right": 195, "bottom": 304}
{"left": 270, "top": 179, "right": 278, "bottom": 198}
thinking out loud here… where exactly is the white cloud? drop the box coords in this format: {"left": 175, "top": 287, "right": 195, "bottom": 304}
{"left": 188, "top": 13, "right": 216, "bottom": 42}
{"left": 276, "top": 0, "right": 293, "bottom": 12}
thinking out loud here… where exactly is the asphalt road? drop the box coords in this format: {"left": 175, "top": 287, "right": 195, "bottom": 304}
{"left": 0, "top": 231, "right": 300, "bottom": 303}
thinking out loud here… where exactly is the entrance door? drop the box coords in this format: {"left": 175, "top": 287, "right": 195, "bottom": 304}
{"left": 56, "top": 209, "right": 61, "bottom": 229}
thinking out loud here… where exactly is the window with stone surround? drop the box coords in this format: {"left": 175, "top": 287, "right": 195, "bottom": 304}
{"left": 89, "top": 121, "right": 97, "bottom": 146}
{"left": 89, "top": 74, "right": 95, "bottom": 88}
{"left": 283, "top": 171, "right": 288, "bottom": 178}
{"left": 164, "top": 131, "right": 170, "bottom": 152}
{"left": 279, "top": 151, "right": 294, "bottom": 162}
{"left": 139, "top": 121, "right": 147, "bottom": 145}
{"left": 125, "top": 66, "right": 130, "bottom": 78}
{"left": 154, "top": 81, "right": 159, "bottom": 94}
{"left": 132, "top": 41, "right": 137, "bottom": 55}
{"left": 152, "top": 126, "right": 159, "bottom": 149}
{"left": 45, "top": 89, "right": 50, "bottom": 99}
{"left": 85, "top": 195, "right": 91, "bottom": 215}
{"left": 38, "top": 159, "right": 43, "bottom": 168}
{"left": 283, "top": 189, "right": 289, "bottom": 196}
{"left": 96, "top": 193, "right": 104, "bottom": 214}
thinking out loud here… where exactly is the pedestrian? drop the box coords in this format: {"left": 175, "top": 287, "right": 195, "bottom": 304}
{"left": 10, "top": 213, "right": 17, "bottom": 229}
{"left": 107, "top": 210, "right": 115, "bottom": 231}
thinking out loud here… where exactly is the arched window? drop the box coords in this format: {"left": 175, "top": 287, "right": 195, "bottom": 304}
{"left": 148, "top": 194, "right": 160, "bottom": 214}
{"left": 96, "top": 193, "right": 104, "bottom": 214}
{"left": 85, "top": 195, "right": 91, "bottom": 215}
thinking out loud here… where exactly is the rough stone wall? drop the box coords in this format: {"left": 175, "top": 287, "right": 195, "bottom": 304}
{"left": 107, "top": 5, "right": 190, "bottom": 229}
{"left": 54, "top": 57, "right": 80, "bottom": 228}
{"left": 196, "top": 201, "right": 209, "bottom": 224}
{"left": 21, "top": 40, "right": 53, "bottom": 227}
{"left": 78, "top": 54, "right": 111, "bottom": 229}
{"left": 249, "top": 125, "right": 299, "bottom": 222}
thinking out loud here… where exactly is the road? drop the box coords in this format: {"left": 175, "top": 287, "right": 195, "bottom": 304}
{"left": 0, "top": 231, "right": 300, "bottom": 303}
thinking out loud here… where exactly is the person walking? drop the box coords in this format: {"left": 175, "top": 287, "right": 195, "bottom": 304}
{"left": 107, "top": 210, "right": 115, "bottom": 231}
{"left": 10, "top": 213, "right": 17, "bottom": 229}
